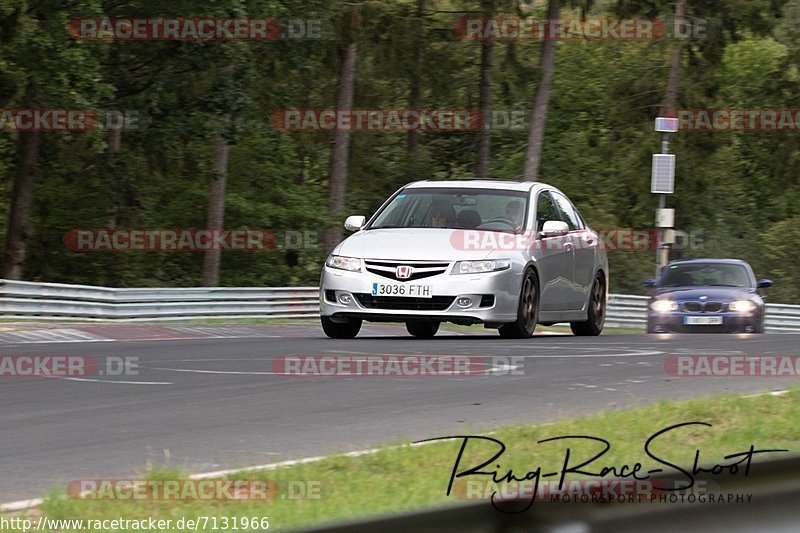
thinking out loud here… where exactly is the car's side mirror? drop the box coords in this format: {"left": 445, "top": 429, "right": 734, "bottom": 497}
{"left": 643, "top": 279, "right": 657, "bottom": 288}
{"left": 540, "top": 220, "right": 569, "bottom": 237}
{"left": 344, "top": 215, "right": 366, "bottom": 232}
{"left": 757, "top": 279, "right": 774, "bottom": 289}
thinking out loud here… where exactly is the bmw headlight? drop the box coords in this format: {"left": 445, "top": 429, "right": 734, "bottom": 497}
{"left": 650, "top": 299, "right": 678, "bottom": 313}
{"left": 452, "top": 259, "right": 512, "bottom": 275}
{"left": 325, "top": 255, "right": 362, "bottom": 272}
{"left": 729, "top": 300, "right": 756, "bottom": 313}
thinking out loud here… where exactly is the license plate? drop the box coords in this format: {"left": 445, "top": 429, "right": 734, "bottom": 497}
{"left": 684, "top": 316, "right": 723, "bottom": 325}
{"left": 372, "top": 283, "right": 432, "bottom": 298}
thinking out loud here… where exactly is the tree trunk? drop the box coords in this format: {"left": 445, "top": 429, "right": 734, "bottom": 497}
{"left": 108, "top": 127, "right": 122, "bottom": 153}
{"left": 406, "top": 0, "right": 426, "bottom": 161}
{"left": 324, "top": 42, "right": 358, "bottom": 253}
{"left": 522, "top": 0, "right": 560, "bottom": 182}
{"left": 107, "top": 128, "right": 122, "bottom": 228}
{"left": 476, "top": 0, "right": 494, "bottom": 179}
{"left": 201, "top": 118, "right": 231, "bottom": 287}
{"left": 661, "top": 0, "right": 686, "bottom": 115}
{"left": 2, "top": 131, "right": 41, "bottom": 279}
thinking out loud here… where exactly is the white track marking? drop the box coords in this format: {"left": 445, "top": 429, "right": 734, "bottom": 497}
{"left": 743, "top": 389, "right": 790, "bottom": 398}
{"left": 486, "top": 364, "right": 520, "bottom": 374}
{"left": 513, "top": 350, "right": 663, "bottom": 358}
{"left": 0, "top": 498, "right": 44, "bottom": 512}
{"left": 151, "top": 367, "right": 277, "bottom": 375}
{"left": 60, "top": 377, "right": 172, "bottom": 385}
{"left": 41, "top": 375, "right": 172, "bottom": 385}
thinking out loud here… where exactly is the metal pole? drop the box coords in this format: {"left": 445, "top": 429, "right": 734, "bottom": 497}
{"left": 656, "top": 194, "right": 665, "bottom": 278}
{"left": 656, "top": 133, "right": 671, "bottom": 278}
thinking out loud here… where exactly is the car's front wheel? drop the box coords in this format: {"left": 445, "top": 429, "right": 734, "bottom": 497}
{"left": 321, "top": 316, "right": 362, "bottom": 339}
{"left": 406, "top": 320, "right": 440, "bottom": 338}
{"left": 499, "top": 269, "right": 539, "bottom": 339}
{"left": 571, "top": 273, "right": 606, "bottom": 336}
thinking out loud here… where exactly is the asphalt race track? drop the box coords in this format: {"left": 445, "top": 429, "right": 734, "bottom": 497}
{"left": 1, "top": 322, "right": 799, "bottom": 503}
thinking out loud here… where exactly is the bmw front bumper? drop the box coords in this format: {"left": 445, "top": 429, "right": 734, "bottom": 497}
{"left": 647, "top": 311, "right": 763, "bottom": 333}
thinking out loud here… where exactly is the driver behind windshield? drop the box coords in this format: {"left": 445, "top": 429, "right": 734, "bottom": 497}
{"left": 506, "top": 200, "right": 523, "bottom": 229}
{"left": 721, "top": 269, "right": 746, "bottom": 286}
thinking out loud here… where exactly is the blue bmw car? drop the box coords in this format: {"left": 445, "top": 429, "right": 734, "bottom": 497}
{"left": 644, "top": 259, "right": 773, "bottom": 334}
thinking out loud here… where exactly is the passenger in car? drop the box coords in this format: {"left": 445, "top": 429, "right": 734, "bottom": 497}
{"left": 428, "top": 201, "right": 457, "bottom": 228}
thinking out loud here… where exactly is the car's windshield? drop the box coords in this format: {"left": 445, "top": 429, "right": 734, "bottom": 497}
{"left": 368, "top": 187, "right": 529, "bottom": 233}
{"left": 659, "top": 263, "right": 752, "bottom": 288}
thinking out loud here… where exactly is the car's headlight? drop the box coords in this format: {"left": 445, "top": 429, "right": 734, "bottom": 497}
{"left": 326, "top": 255, "right": 362, "bottom": 272}
{"left": 729, "top": 300, "right": 756, "bottom": 313}
{"left": 452, "top": 259, "right": 512, "bottom": 275}
{"left": 650, "top": 299, "right": 678, "bottom": 313}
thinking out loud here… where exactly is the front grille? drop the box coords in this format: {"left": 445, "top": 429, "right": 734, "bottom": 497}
{"left": 682, "top": 301, "right": 723, "bottom": 312}
{"left": 354, "top": 294, "right": 455, "bottom": 311}
{"left": 364, "top": 260, "right": 450, "bottom": 282}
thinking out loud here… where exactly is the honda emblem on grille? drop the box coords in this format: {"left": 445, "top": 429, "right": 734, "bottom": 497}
{"left": 396, "top": 265, "right": 413, "bottom": 279}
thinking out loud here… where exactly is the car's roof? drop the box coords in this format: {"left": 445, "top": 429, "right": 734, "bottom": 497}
{"left": 668, "top": 258, "right": 750, "bottom": 266}
{"left": 404, "top": 179, "right": 538, "bottom": 192}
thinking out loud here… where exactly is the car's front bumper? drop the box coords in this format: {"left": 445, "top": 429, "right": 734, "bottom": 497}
{"left": 320, "top": 264, "right": 521, "bottom": 324}
{"left": 647, "top": 311, "right": 763, "bottom": 333}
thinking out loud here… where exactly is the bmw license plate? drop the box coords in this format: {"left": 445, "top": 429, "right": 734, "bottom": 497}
{"left": 372, "top": 283, "right": 432, "bottom": 298}
{"left": 684, "top": 316, "right": 723, "bottom": 325}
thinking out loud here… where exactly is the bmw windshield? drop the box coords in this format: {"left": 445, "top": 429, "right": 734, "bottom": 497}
{"left": 368, "top": 188, "right": 529, "bottom": 233}
{"left": 660, "top": 263, "right": 753, "bottom": 288}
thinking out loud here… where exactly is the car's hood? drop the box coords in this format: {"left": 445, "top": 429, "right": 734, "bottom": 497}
{"left": 334, "top": 229, "right": 496, "bottom": 261}
{"left": 652, "top": 287, "right": 756, "bottom": 302}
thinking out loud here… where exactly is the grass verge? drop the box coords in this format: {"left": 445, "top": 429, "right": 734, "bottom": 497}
{"left": 6, "top": 388, "right": 798, "bottom": 532}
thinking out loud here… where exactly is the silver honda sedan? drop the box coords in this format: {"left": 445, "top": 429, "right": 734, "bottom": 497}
{"left": 320, "top": 180, "right": 608, "bottom": 338}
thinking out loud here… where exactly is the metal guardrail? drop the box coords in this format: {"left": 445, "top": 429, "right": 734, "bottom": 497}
{"left": 604, "top": 294, "right": 649, "bottom": 329}
{"left": 0, "top": 280, "right": 320, "bottom": 320}
{"left": 1, "top": 279, "right": 799, "bottom": 330}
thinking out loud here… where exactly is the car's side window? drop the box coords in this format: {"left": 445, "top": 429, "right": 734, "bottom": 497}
{"left": 551, "top": 192, "right": 583, "bottom": 231}
{"left": 535, "top": 191, "right": 559, "bottom": 233}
